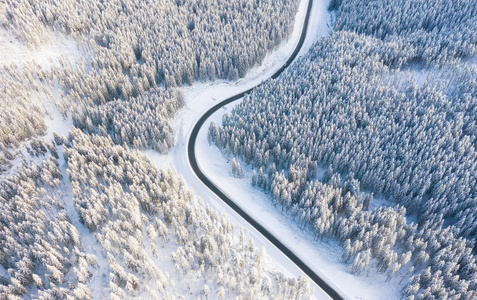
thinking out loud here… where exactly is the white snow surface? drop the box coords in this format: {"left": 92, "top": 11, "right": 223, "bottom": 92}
{"left": 0, "top": 26, "right": 83, "bottom": 68}
{"left": 144, "top": 0, "right": 342, "bottom": 299}
{"left": 43, "top": 80, "right": 74, "bottom": 141}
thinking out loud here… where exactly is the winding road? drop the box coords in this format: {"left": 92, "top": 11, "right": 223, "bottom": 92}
{"left": 187, "top": 1, "right": 343, "bottom": 299}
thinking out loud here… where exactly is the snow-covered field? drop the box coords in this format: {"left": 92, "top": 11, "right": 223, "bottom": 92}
{"left": 143, "top": 0, "right": 342, "bottom": 298}
{"left": 0, "top": 26, "right": 83, "bottom": 68}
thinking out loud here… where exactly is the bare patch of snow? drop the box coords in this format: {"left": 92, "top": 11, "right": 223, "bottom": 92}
{"left": 42, "top": 80, "right": 74, "bottom": 141}
{"left": 315, "top": 166, "right": 327, "bottom": 181}
{"left": 0, "top": 26, "right": 84, "bottom": 69}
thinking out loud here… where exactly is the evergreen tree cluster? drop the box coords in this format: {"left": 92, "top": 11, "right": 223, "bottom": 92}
{"left": 72, "top": 87, "right": 184, "bottom": 153}
{"left": 4, "top": 0, "right": 299, "bottom": 101}
{"left": 64, "top": 129, "right": 312, "bottom": 299}
{"left": 1, "top": 0, "right": 313, "bottom": 297}
{"left": 1, "top": 127, "right": 314, "bottom": 298}
{"left": 210, "top": 29, "right": 477, "bottom": 299}
{"left": 0, "top": 152, "right": 96, "bottom": 298}
{"left": 0, "top": 67, "right": 49, "bottom": 172}
{"left": 1, "top": 0, "right": 301, "bottom": 169}
{"left": 332, "top": 0, "right": 477, "bottom": 65}
{"left": 231, "top": 157, "right": 244, "bottom": 178}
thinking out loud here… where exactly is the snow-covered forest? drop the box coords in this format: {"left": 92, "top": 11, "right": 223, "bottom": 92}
{"left": 1, "top": 0, "right": 299, "bottom": 170}
{"left": 332, "top": 0, "right": 477, "bottom": 65}
{"left": 1, "top": 130, "right": 312, "bottom": 298}
{"left": 0, "top": 0, "right": 314, "bottom": 298}
{"left": 209, "top": 0, "right": 477, "bottom": 298}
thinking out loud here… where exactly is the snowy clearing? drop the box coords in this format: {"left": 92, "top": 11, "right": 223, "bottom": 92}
{"left": 0, "top": 26, "right": 83, "bottom": 68}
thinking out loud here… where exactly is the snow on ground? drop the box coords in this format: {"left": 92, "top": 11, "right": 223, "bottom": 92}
{"left": 44, "top": 103, "right": 73, "bottom": 140}
{"left": 144, "top": 0, "right": 337, "bottom": 299}
{"left": 42, "top": 79, "right": 74, "bottom": 141}
{"left": 0, "top": 23, "right": 87, "bottom": 178}
{"left": 0, "top": 80, "right": 74, "bottom": 179}
{"left": 0, "top": 26, "right": 83, "bottom": 68}
{"left": 57, "top": 146, "right": 111, "bottom": 299}
{"left": 399, "top": 54, "right": 477, "bottom": 90}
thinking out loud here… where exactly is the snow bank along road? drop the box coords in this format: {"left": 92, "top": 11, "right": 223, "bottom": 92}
{"left": 187, "top": 1, "right": 343, "bottom": 299}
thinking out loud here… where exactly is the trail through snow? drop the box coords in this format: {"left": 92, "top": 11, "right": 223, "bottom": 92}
{"left": 57, "top": 146, "right": 111, "bottom": 298}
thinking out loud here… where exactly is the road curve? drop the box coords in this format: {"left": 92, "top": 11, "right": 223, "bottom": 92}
{"left": 188, "top": 1, "right": 343, "bottom": 299}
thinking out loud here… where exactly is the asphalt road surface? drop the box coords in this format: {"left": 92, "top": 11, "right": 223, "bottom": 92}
{"left": 188, "top": 1, "right": 344, "bottom": 299}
